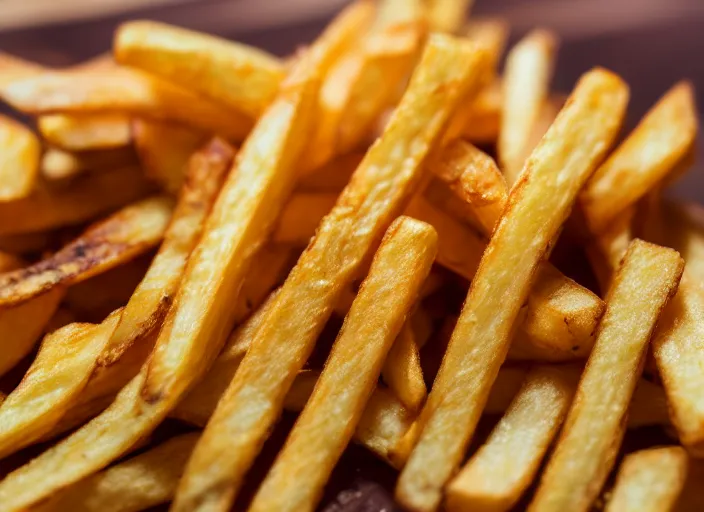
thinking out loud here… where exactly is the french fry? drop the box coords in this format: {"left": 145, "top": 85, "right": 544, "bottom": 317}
{"left": 3, "top": 67, "right": 253, "bottom": 141}
{"left": 0, "top": 165, "right": 155, "bottom": 236}
{"left": 529, "top": 240, "right": 684, "bottom": 512}
{"left": 462, "top": 80, "right": 502, "bottom": 144}
{"left": 41, "top": 146, "right": 137, "bottom": 182}
{"left": 250, "top": 217, "right": 437, "bottom": 512}
{"left": 464, "top": 18, "right": 510, "bottom": 75}
{"left": 605, "top": 446, "right": 688, "bottom": 512}
{"left": 581, "top": 82, "right": 698, "bottom": 234}
{"left": 446, "top": 365, "right": 578, "bottom": 512}
{"left": 651, "top": 200, "right": 704, "bottom": 285}
{"left": 132, "top": 119, "right": 210, "bottom": 194}
{"left": 0, "top": 196, "right": 173, "bottom": 306}
{"left": 0, "top": 13, "right": 332, "bottom": 508}
{"left": 382, "top": 321, "right": 427, "bottom": 412}
{"left": 0, "top": 51, "right": 44, "bottom": 86}
{"left": 38, "top": 114, "right": 132, "bottom": 151}
{"left": 114, "top": 20, "right": 285, "bottom": 118}
{"left": 499, "top": 29, "right": 558, "bottom": 185}
{"left": 428, "top": 0, "right": 475, "bottom": 33}
{"left": 586, "top": 206, "right": 635, "bottom": 290}
{"left": 0, "top": 311, "right": 122, "bottom": 459}
{"left": 173, "top": 36, "right": 487, "bottom": 512}
{"left": 272, "top": 192, "right": 339, "bottom": 245}
{"left": 396, "top": 68, "right": 628, "bottom": 512}
{"left": 33, "top": 433, "right": 200, "bottom": 512}
{"left": 0, "top": 114, "right": 40, "bottom": 201}
{"left": 298, "top": 152, "right": 362, "bottom": 192}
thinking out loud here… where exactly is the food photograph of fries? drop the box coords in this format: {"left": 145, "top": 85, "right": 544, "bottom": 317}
{"left": 1, "top": 0, "right": 704, "bottom": 510}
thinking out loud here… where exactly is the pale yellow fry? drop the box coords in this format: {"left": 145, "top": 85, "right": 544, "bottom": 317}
{"left": 0, "top": 165, "right": 154, "bottom": 236}
{"left": 429, "top": 0, "right": 475, "bottom": 33}
{"left": 0, "top": 31, "right": 322, "bottom": 512}
{"left": 396, "top": 68, "right": 628, "bottom": 512}
{"left": 251, "top": 218, "right": 436, "bottom": 512}
{"left": 0, "top": 51, "right": 44, "bottom": 86}
{"left": 0, "top": 288, "right": 64, "bottom": 377}
{"left": 581, "top": 82, "right": 698, "bottom": 234}
{"left": 41, "top": 147, "right": 137, "bottom": 182}
{"left": 605, "top": 446, "right": 688, "bottom": 512}
{"left": 382, "top": 321, "right": 427, "bottom": 412}
{"left": 3, "top": 68, "right": 252, "bottom": 141}
{"left": 462, "top": 79, "right": 501, "bottom": 143}
{"left": 0, "top": 196, "right": 173, "bottom": 307}
{"left": 0, "top": 114, "right": 40, "bottom": 201}
{"left": 529, "top": 240, "right": 683, "bottom": 512}
{"left": 114, "top": 20, "right": 284, "bottom": 118}
{"left": 38, "top": 114, "right": 132, "bottom": 151}
{"left": 0, "top": 311, "right": 121, "bottom": 459}
{"left": 446, "top": 365, "right": 577, "bottom": 512}
{"left": 173, "top": 35, "right": 486, "bottom": 512}
{"left": 499, "top": 29, "right": 558, "bottom": 185}
{"left": 33, "top": 434, "right": 199, "bottom": 512}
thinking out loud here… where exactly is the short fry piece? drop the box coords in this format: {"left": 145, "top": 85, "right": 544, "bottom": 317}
{"left": 529, "top": 240, "right": 683, "bottom": 512}
{"left": 38, "top": 114, "right": 132, "bottom": 151}
{"left": 396, "top": 68, "right": 628, "bottom": 512}
{"left": 174, "top": 35, "right": 486, "bottom": 512}
{"left": 446, "top": 366, "right": 577, "bottom": 512}
{"left": 0, "top": 196, "right": 173, "bottom": 306}
{"left": 0, "top": 114, "right": 40, "bottom": 201}
{"left": 499, "top": 29, "right": 558, "bottom": 185}
{"left": 605, "top": 446, "right": 688, "bottom": 512}
{"left": 382, "top": 322, "right": 427, "bottom": 412}
{"left": 115, "top": 20, "right": 284, "bottom": 118}
{"left": 251, "top": 217, "right": 437, "bottom": 512}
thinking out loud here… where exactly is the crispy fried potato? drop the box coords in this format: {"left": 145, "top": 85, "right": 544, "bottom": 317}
{"left": 396, "top": 68, "right": 628, "bottom": 512}
{"left": 382, "top": 322, "right": 427, "bottom": 412}
{"left": 173, "top": 36, "right": 486, "bottom": 512}
{"left": 446, "top": 365, "right": 577, "bottom": 512}
{"left": 605, "top": 446, "right": 688, "bottom": 512}
{"left": 132, "top": 119, "right": 210, "bottom": 194}
{"left": 529, "top": 240, "right": 683, "bottom": 512}
{"left": 41, "top": 147, "right": 137, "bottom": 182}
{"left": 499, "top": 29, "right": 558, "bottom": 185}
{"left": 3, "top": 68, "right": 253, "bottom": 141}
{"left": 115, "top": 20, "right": 284, "bottom": 118}
{"left": 0, "top": 165, "right": 154, "bottom": 236}
{"left": 38, "top": 114, "right": 132, "bottom": 151}
{"left": 581, "top": 82, "right": 698, "bottom": 234}
{"left": 0, "top": 114, "right": 40, "bottom": 201}
{"left": 33, "top": 433, "right": 199, "bottom": 512}
{"left": 251, "top": 218, "right": 436, "bottom": 512}
{"left": 0, "top": 196, "right": 172, "bottom": 307}
{"left": 0, "top": 310, "right": 122, "bottom": 459}
{"left": 428, "top": 0, "right": 474, "bottom": 33}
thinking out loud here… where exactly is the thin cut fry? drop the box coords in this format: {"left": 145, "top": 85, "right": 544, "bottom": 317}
{"left": 382, "top": 321, "right": 427, "bottom": 412}
{"left": 41, "top": 147, "right": 137, "bottom": 182}
{"left": 38, "top": 114, "right": 132, "bottom": 151}
{"left": 115, "top": 20, "right": 285, "bottom": 118}
{"left": 446, "top": 365, "right": 578, "bottom": 512}
{"left": 33, "top": 433, "right": 199, "bottom": 512}
{"left": 0, "top": 114, "right": 40, "bottom": 201}
{"left": 529, "top": 240, "right": 683, "bottom": 512}
{"left": 250, "top": 217, "right": 437, "bottom": 512}
{"left": 605, "top": 446, "right": 688, "bottom": 512}
{"left": 581, "top": 82, "right": 698, "bottom": 234}
{"left": 428, "top": 0, "right": 475, "bottom": 33}
{"left": 0, "top": 196, "right": 173, "bottom": 306}
{"left": 499, "top": 29, "right": 558, "bottom": 185}
{"left": 3, "top": 67, "right": 253, "bottom": 141}
{"left": 396, "top": 68, "right": 628, "bottom": 512}
{"left": 0, "top": 165, "right": 155, "bottom": 236}
{"left": 174, "top": 35, "right": 486, "bottom": 512}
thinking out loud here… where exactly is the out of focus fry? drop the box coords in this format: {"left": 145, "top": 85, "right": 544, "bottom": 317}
{"left": 464, "top": 18, "right": 509, "bottom": 74}
{"left": 40, "top": 146, "right": 137, "bottom": 182}
{"left": 462, "top": 80, "right": 502, "bottom": 143}
{"left": 38, "top": 114, "right": 132, "bottom": 151}
{"left": 428, "top": 0, "right": 475, "bottom": 33}
{"left": 0, "top": 114, "right": 40, "bottom": 201}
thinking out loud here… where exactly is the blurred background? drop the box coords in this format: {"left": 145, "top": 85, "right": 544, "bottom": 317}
{"left": 1, "top": 0, "right": 703, "bottom": 199}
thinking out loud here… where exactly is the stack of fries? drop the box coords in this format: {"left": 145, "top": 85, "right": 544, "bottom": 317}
{"left": 0, "top": 0, "right": 702, "bottom": 510}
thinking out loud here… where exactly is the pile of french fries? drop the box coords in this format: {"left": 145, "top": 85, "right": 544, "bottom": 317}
{"left": 0, "top": 0, "right": 703, "bottom": 510}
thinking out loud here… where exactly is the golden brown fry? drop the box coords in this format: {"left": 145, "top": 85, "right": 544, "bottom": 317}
{"left": 605, "top": 446, "right": 688, "bottom": 512}
{"left": 462, "top": 80, "right": 502, "bottom": 144}
{"left": 396, "top": 68, "right": 628, "bottom": 512}
{"left": 0, "top": 114, "right": 40, "bottom": 201}
{"left": 529, "top": 240, "right": 683, "bottom": 512}
{"left": 174, "top": 35, "right": 486, "bottom": 512}
{"left": 115, "top": 20, "right": 284, "bottom": 118}
{"left": 41, "top": 146, "right": 137, "bottom": 181}
{"left": 382, "top": 322, "right": 427, "bottom": 412}
{"left": 132, "top": 119, "right": 210, "bottom": 194}
{"left": 428, "top": 0, "right": 475, "bottom": 33}
{"left": 499, "top": 29, "right": 558, "bottom": 185}
{"left": 251, "top": 217, "right": 437, "bottom": 512}
{"left": 3, "top": 67, "right": 253, "bottom": 140}
{"left": 33, "top": 433, "right": 199, "bottom": 512}
{"left": 38, "top": 114, "right": 132, "bottom": 151}
{"left": 446, "top": 365, "right": 577, "bottom": 512}
{"left": 0, "top": 196, "right": 172, "bottom": 307}
{"left": 581, "top": 82, "right": 698, "bottom": 234}
{"left": 0, "top": 165, "right": 155, "bottom": 236}
{"left": 0, "top": 311, "right": 122, "bottom": 459}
